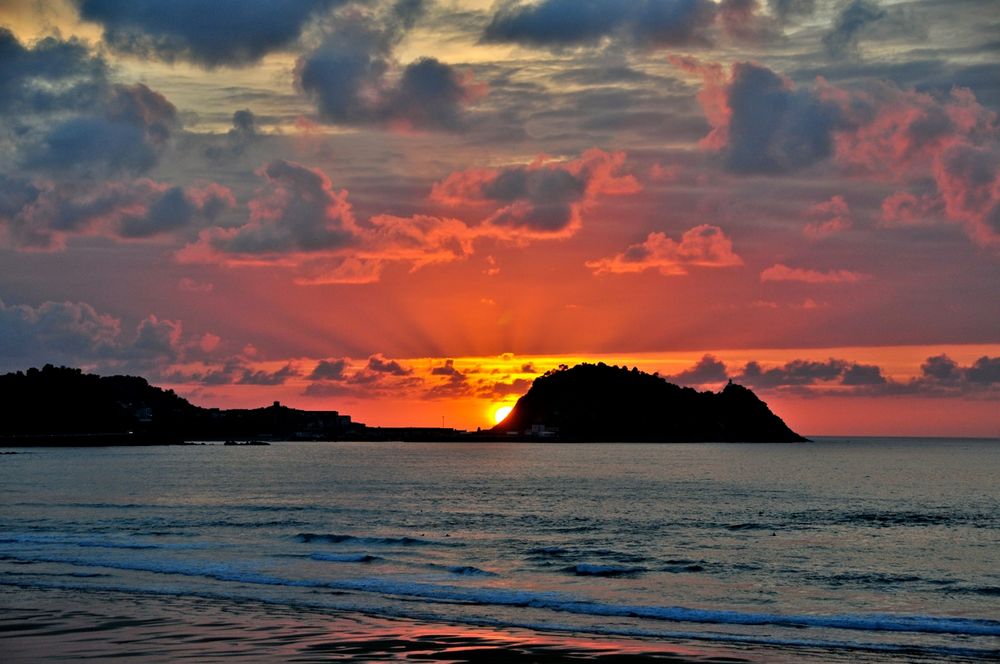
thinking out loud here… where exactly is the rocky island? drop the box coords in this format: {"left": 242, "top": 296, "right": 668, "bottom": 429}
{"left": 491, "top": 363, "right": 807, "bottom": 442}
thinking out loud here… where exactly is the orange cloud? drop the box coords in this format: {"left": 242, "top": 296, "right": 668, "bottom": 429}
{"left": 760, "top": 264, "right": 870, "bottom": 284}
{"left": 586, "top": 224, "right": 743, "bottom": 276}
{"left": 431, "top": 148, "right": 640, "bottom": 239}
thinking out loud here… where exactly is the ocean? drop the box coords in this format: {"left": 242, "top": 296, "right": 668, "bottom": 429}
{"left": 1, "top": 438, "right": 998, "bottom": 662}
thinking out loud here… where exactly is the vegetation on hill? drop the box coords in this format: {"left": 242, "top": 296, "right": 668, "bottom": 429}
{"left": 491, "top": 363, "right": 807, "bottom": 442}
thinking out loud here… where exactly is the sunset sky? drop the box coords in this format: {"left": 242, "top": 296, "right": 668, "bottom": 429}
{"left": 1, "top": 0, "right": 998, "bottom": 436}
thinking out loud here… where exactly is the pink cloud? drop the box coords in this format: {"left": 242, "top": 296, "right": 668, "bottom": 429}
{"left": 879, "top": 191, "right": 942, "bottom": 227}
{"left": 760, "top": 264, "right": 870, "bottom": 283}
{"left": 804, "top": 195, "right": 853, "bottom": 239}
{"left": 586, "top": 224, "right": 743, "bottom": 276}
{"left": 431, "top": 148, "right": 640, "bottom": 239}
{"left": 932, "top": 143, "right": 1000, "bottom": 246}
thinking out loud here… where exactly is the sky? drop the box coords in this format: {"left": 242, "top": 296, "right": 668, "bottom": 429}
{"left": 1, "top": 0, "right": 998, "bottom": 436}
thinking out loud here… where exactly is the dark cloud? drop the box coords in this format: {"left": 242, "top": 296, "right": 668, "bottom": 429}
{"left": 0, "top": 27, "right": 107, "bottom": 116}
{"left": 187, "top": 159, "right": 358, "bottom": 256}
{"left": 725, "top": 62, "right": 838, "bottom": 173}
{"left": 822, "top": 0, "right": 888, "bottom": 57}
{"left": 840, "top": 363, "right": 886, "bottom": 385}
{"left": 0, "top": 178, "right": 233, "bottom": 250}
{"left": 482, "top": 0, "right": 718, "bottom": 50}
{"left": 767, "top": 0, "right": 815, "bottom": 21}
{"left": 482, "top": 377, "right": 532, "bottom": 398}
{"left": 431, "top": 359, "right": 462, "bottom": 376}
{"left": 920, "top": 354, "right": 961, "bottom": 383}
{"left": 204, "top": 109, "right": 259, "bottom": 162}
{"left": 726, "top": 354, "right": 1000, "bottom": 397}
{"left": 0, "top": 298, "right": 201, "bottom": 374}
{"left": 737, "top": 358, "right": 848, "bottom": 388}
{"left": 667, "top": 354, "right": 729, "bottom": 386}
{"left": 75, "top": 0, "right": 348, "bottom": 67}
{"left": 431, "top": 149, "right": 640, "bottom": 237}
{"left": 309, "top": 358, "right": 349, "bottom": 380}
{"left": 366, "top": 354, "right": 412, "bottom": 375}
{"left": 23, "top": 83, "right": 178, "bottom": 177}
{"left": 295, "top": 0, "right": 478, "bottom": 131}
{"left": 964, "top": 356, "right": 1000, "bottom": 385}
{"left": 237, "top": 363, "right": 299, "bottom": 385}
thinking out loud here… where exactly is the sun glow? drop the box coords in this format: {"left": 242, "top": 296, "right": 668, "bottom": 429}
{"left": 493, "top": 405, "right": 513, "bottom": 424}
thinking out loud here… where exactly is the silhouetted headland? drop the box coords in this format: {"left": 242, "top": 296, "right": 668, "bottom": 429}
{"left": 490, "top": 363, "right": 808, "bottom": 442}
{"left": 0, "top": 365, "right": 358, "bottom": 445}
{"left": 0, "top": 363, "right": 806, "bottom": 445}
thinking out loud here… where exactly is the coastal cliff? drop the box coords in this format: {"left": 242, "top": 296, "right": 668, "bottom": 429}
{"left": 491, "top": 363, "right": 807, "bottom": 442}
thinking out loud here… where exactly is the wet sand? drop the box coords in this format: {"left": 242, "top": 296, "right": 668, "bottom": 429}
{"left": 0, "top": 586, "right": 754, "bottom": 663}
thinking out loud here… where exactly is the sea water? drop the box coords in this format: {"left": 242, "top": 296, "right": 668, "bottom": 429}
{"left": 1, "top": 438, "right": 998, "bottom": 661}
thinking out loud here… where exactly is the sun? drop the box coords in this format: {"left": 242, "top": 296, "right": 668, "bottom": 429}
{"left": 493, "top": 405, "right": 513, "bottom": 424}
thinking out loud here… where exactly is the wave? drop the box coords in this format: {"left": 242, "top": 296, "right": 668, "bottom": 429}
{"left": 3, "top": 576, "right": 999, "bottom": 662}
{"left": 562, "top": 564, "right": 646, "bottom": 577}
{"left": 6, "top": 551, "right": 1000, "bottom": 639}
{"left": 662, "top": 563, "right": 704, "bottom": 573}
{"left": 310, "top": 552, "right": 380, "bottom": 563}
{"left": 426, "top": 564, "right": 497, "bottom": 577}
{"left": 307, "top": 552, "right": 495, "bottom": 576}
{"left": 0, "top": 534, "right": 203, "bottom": 551}
{"left": 295, "top": 533, "right": 463, "bottom": 547}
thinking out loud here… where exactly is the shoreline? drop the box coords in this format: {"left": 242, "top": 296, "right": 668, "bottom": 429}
{"left": 1, "top": 584, "right": 755, "bottom": 663}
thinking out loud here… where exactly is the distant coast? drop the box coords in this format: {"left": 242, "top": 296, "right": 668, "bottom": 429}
{"left": 1, "top": 363, "right": 806, "bottom": 445}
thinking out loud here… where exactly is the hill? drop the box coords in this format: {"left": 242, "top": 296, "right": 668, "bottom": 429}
{"left": 0, "top": 365, "right": 354, "bottom": 444}
{"left": 491, "top": 363, "right": 807, "bottom": 442}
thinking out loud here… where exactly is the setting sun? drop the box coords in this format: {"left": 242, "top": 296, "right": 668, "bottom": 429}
{"left": 493, "top": 405, "right": 513, "bottom": 424}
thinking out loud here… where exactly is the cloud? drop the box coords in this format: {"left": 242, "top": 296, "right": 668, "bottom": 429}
{"left": 179, "top": 159, "right": 475, "bottom": 279}
{"left": 966, "top": 356, "right": 1000, "bottom": 384}
{"left": 482, "top": 0, "right": 733, "bottom": 50}
{"left": 74, "top": 0, "right": 347, "bottom": 67}
{"left": 309, "top": 358, "right": 350, "bottom": 380}
{"left": 182, "top": 150, "right": 640, "bottom": 282}
{"left": 760, "top": 264, "right": 870, "bottom": 283}
{"left": 296, "top": 1, "right": 481, "bottom": 131}
{"left": 0, "top": 177, "right": 234, "bottom": 251}
{"left": 905, "top": 354, "right": 1000, "bottom": 395}
{"left": 658, "top": 353, "right": 997, "bottom": 398}
{"left": 932, "top": 143, "right": 1000, "bottom": 246}
{"left": 303, "top": 353, "right": 422, "bottom": 397}
{"left": 840, "top": 362, "right": 887, "bottom": 386}
{"left": 822, "top": 0, "right": 887, "bottom": 57}
{"left": 666, "top": 353, "right": 728, "bottom": 386}
{"left": 481, "top": 377, "right": 532, "bottom": 398}
{"left": 204, "top": 109, "right": 260, "bottom": 162}
{"left": 431, "top": 358, "right": 462, "bottom": 376}
{"left": 823, "top": 84, "right": 995, "bottom": 179}
{"left": 181, "top": 159, "right": 358, "bottom": 259}
{"left": 432, "top": 148, "right": 640, "bottom": 238}
{"left": 767, "top": 0, "right": 815, "bottom": 21}
{"left": 737, "top": 358, "right": 849, "bottom": 388}
{"left": 178, "top": 278, "right": 214, "bottom": 293}
{"left": 24, "top": 83, "right": 179, "bottom": 177}
{"left": 586, "top": 224, "right": 742, "bottom": 275}
{"left": 237, "top": 363, "right": 299, "bottom": 385}
{"left": 0, "top": 27, "right": 108, "bottom": 116}
{"left": 804, "top": 195, "right": 852, "bottom": 238}
{"left": 879, "top": 191, "right": 941, "bottom": 227}
{"left": 0, "top": 298, "right": 208, "bottom": 373}
{"left": 366, "top": 354, "right": 412, "bottom": 375}
{"left": 672, "top": 58, "right": 838, "bottom": 173}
